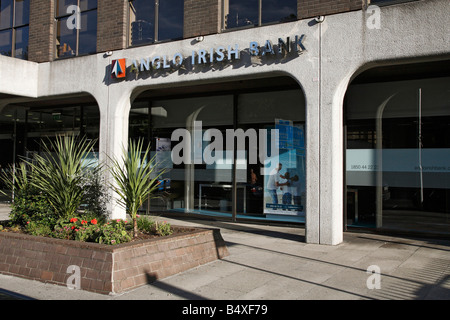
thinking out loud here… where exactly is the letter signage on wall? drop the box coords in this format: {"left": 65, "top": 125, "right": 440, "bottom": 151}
{"left": 111, "top": 34, "right": 306, "bottom": 79}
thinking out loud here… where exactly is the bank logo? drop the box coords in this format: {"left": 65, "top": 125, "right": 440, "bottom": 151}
{"left": 111, "top": 59, "right": 126, "bottom": 79}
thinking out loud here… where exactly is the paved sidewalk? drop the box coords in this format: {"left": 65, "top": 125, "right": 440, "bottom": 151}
{"left": 0, "top": 203, "right": 10, "bottom": 221}
{"left": 0, "top": 205, "right": 449, "bottom": 300}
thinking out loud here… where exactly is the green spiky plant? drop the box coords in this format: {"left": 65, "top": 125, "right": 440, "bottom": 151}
{"left": 0, "top": 162, "right": 30, "bottom": 199}
{"left": 26, "top": 135, "right": 97, "bottom": 219}
{"left": 109, "top": 138, "right": 165, "bottom": 238}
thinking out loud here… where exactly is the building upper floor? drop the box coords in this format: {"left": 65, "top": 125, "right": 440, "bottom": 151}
{"left": 0, "top": 0, "right": 419, "bottom": 63}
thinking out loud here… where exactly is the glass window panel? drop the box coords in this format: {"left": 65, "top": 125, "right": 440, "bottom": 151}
{"left": 14, "top": 25, "right": 28, "bottom": 59}
{"left": 0, "top": 0, "right": 13, "bottom": 30}
{"left": 56, "top": 17, "right": 76, "bottom": 57}
{"left": 56, "top": 0, "right": 77, "bottom": 17}
{"left": 261, "top": 0, "right": 297, "bottom": 24}
{"left": 346, "top": 75, "right": 450, "bottom": 235}
{"left": 0, "top": 28, "right": 12, "bottom": 56}
{"left": 79, "top": 0, "right": 97, "bottom": 12}
{"left": 225, "top": 0, "right": 258, "bottom": 29}
{"left": 14, "top": 0, "right": 30, "bottom": 26}
{"left": 238, "top": 90, "right": 306, "bottom": 220}
{"left": 130, "top": 95, "right": 234, "bottom": 216}
{"left": 158, "top": 0, "right": 183, "bottom": 41}
{"left": 78, "top": 10, "right": 97, "bottom": 55}
{"left": 130, "top": 0, "right": 154, "bottom": 45}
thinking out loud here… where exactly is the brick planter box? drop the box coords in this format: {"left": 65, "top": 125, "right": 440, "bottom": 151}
{"left": 0, "top": 226, "right": 229, "bottom": 295}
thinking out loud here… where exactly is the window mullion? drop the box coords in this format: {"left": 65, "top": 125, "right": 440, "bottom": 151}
{"left": 258, "top": 0, "right": 262, "bottom": 26}
{"left": 76, "top": 0, "right": 80, "bottom": 56}
{"left": 154, "top": 0, "right": 159, "bottom": 42}
{"left": 11, "top": 0, "right": 16, "bottom": 57}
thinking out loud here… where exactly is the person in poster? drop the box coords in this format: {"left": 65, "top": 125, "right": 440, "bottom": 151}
{"left": 266, "top": 163, "right": 290, "bottom": 208}
{"left": 263, "top": 121, "right": 305, "bottom": 217}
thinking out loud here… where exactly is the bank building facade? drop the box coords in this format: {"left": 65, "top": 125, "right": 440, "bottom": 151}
{"left": 0, "top": 0, "right": 449, "bottom": 245}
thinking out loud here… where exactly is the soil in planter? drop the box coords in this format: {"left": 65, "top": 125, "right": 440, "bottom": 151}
{"left": 132, "top": 227, "right": 195, "bottom": 241}
{"left": 0, "top": 222, "right": 197, "bottom": 244}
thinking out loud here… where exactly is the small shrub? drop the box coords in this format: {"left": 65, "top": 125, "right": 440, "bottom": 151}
{"left": 136, "top": 215, "right": 156, "bottom": 233}
{"left": 25, "top": 221, "right": 53, "bottom": 237}
{"left": 95, "top": 220, "right": 131, "bottom": 245}
{"left": 10, "top": 190, "right": 55, "bottom": 228}
{"left": 156, "top": 221, "right": 173, "bottom": 237}
{"left": 52, "top": 216, "right": 101, "bottom": 241}
{"left": 52, "top": 217, "right": 132, "bottom": 245}
{"left": 52, "top": 225, "right": 74, "bottom": 240}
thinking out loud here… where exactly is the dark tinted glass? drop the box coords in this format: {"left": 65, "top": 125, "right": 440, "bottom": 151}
{"left": 78, "top": 10, "right": 97, "bottom": 55}
{"left": 0, "top": 0, "right": 13, "bottom": 30}
{"left": 0, "top": 28, "right": 11, "bottom": 56}
{"left": 56, "top": 0, "right": 77, "bottom": 17}
{"left": 158, "top": 0, "right": 183, "bottom": 41}
{"left": 56, "top": 16, "right": 76, "bottom": 57}
{"left": 261, "top": 0, "right": 297, "bottom": 24}
{"left": 226, "top": 0, "right": 258, "bottom": 29}
{"left": 14, "top": 25, "right": 27, "bottom": 59}
{"left": 14, "top": 0, "right": 29, "bottom": 26}
{"left": 79, "top": 0, "right": 97, "bottom": 11}
{"left": 130, "top": 0, "right": 155, "bottom": 45}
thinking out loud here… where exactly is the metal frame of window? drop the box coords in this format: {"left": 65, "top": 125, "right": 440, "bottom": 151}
{"left": 0, "top": 0, "right": 29, "bottom": 59}
{"left": 54, "top": 0, "right": 97, "bottom": 58}
{"left": 368, "top": 0, "right": 419, "bottom": 6}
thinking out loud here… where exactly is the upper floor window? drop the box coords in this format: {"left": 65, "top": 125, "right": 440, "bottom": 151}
{"left": 0, "top": 0, "right": 29, "bottom": 60}
{"left": 55, "top": 0, "right": 97, "bottom": 58}
{"left": 223, "top": 0, "right": 297, "bottom": 30}
{"left": 129, "top": 0, "right": 184, "bottom": 47}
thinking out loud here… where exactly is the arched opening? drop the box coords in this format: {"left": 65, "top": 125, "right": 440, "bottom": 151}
{"left": 0, "top": 94, "right": 100, "bottom": 201}
{"left": 344, "top": 59, "right": 450, "bottom": 236}
{"left": 129, "top": 75, "right": 307, "bottom": 225}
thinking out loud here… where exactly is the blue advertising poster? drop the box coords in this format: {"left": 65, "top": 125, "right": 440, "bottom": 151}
{"left": 264, "top": 120, "right": 306, "bottom": 216}
{"left": 276, "top": 119, "right": 294, "bottom": 149}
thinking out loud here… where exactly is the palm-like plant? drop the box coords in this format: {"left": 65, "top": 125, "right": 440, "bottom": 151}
{"left": 0, "top": 162, "right": 31, "bottom": 199}
{"left": 109, "top": 138, "right": 165, "bottom": 238}
{"left": 27, "top": 135, "right": 97, "bottom": 219}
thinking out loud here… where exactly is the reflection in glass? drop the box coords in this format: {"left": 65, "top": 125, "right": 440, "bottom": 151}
{"left": 0, "top": 29, "right": 12, "bottom": 56}
{"left": 56, "top": 0, "right": 78, "bottom": 17}
{"left": 158, "top": 0, "right": 183, "bottom": 41}
{"left": 57, "top": 17, "right": 76, "bottom": 57}
{"left": 225, "top": 0, "right": 258, "bottom": 29}
{"left": 79, "top": 0, "right": 97, "bottom": 12}
{"left": 55, "top": 1, "right": 97, "bottom": 57}
{"left": 78, "top": 10, "right": 97, "bottom": 55}
{"left": 130, "top": 0, "right": 155, "bottom": 45}
{"left": 261, "top": 0, "right": 296, "bottom": 24}
{"left": 14, "top": 25, "right": 28, "bottom": 59}
{"left": 0, "top": 0, "right": 13, "bottom": 30}
{"left": 129, "top": 85, "right": 306, "bottom": 224}
{"left": 14, "top": 0, "right": 29, "bottom": 26}
{"left": 129, "top": 0, "right": 184, "bottom": 46}
{"left": 345, "top": 75, "right": 450, "bottom": 236}
{"left": 0, "top": 104, "right": 101, "bottom": 195}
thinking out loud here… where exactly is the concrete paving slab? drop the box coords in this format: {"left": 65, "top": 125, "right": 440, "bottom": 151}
{"left": 0, "top": 214, "right": 449, "bottom": 301}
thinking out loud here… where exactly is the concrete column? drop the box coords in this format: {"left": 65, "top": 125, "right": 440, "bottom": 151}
{"left": 99, "top": 86, "right": 133, "bottom": 220}
{"left": 302, "top": 71, "right": 320, "bottom": 245}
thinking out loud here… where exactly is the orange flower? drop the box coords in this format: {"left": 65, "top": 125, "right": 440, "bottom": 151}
{"left": 70, "top": 218, "right": 78, "bottom": 223}
{"left": 90, "top": 219, "right": 97, "bottom": 225}
{"left": 81, "top": 220, "right": 87, "bottom": 224}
